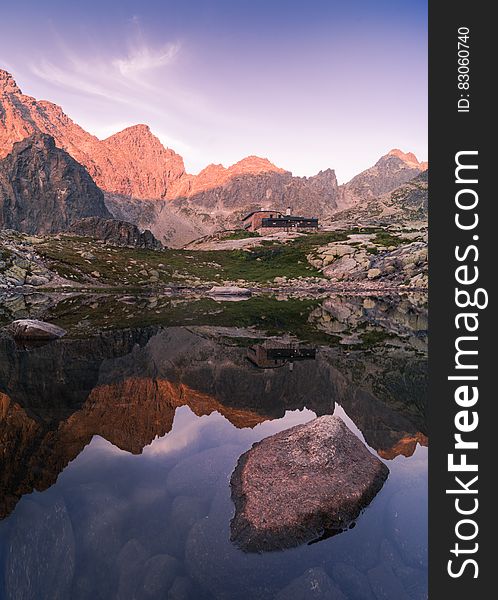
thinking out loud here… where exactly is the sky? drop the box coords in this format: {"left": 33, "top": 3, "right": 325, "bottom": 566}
{"left": 0, "top": 0, "right": 427, "bottom": 182}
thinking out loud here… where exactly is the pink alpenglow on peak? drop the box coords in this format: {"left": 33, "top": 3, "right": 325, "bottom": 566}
{"left": 0, "top": 69, "right": 288, "bottom": 200}
{"left": 0, "top": 69, "right": 427, "bottom": 206}
{"left": 228, "top": 156, "right": 287, "bottom": 176}
{"left": 0, "top": 70, "right": 185, "bottom": 199}
{"left": 388, "top": 149, "right": 428, "bottom": 170}
{"left": 0, "top": 69, "right": 21, "bottom": 95}
{"left": 167, "top": 155, "right": 287, "bottom": 199}
{"left": 102, "top": 124, "right": 186, "bottom": 199}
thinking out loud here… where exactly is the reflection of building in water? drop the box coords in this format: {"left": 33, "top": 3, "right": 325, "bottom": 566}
{"left": 247, "top": 343, "right": 317, "bottom": 370}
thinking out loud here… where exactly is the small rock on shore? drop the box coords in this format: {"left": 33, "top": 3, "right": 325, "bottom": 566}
{"left": 8, "top": 319, "right": 66, "bottom": 340}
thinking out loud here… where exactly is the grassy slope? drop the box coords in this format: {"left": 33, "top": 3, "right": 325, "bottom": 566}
{"left": 34, "top": 232, "right": 361, "bottom": 286}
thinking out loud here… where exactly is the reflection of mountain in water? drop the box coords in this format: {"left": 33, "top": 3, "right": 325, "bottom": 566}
{"left": 0, "top": 297, "right": 427, "bottom": 520}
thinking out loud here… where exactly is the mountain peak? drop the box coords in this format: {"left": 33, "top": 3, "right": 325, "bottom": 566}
{"left": 12, "top": 132, "right": 56, "bottom": 152}
{"left": 0, "top": 72, "right": 186, "bottom": 199}
{"left": 231, "top": 155, "right": 287, "bottom": 175}
{"left": 0, "top": 69, "right": 21, "bottom": 95}
{"left": 387, "top": 149, "right": 424, "bottom": 168}
{"left": 104, "top": 124, "right": 152, "bottom": 141}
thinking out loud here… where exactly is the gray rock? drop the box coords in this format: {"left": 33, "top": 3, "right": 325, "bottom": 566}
{"left": 3, "top": 265, "right": 26, "bottom": 285}
{"left": 332, "top": 562, "right": 375, "bottom": 600}
{"left": 340, "top": 153, "right": 426, "bottom": 206}
{"left": 170, "top": 495, "right": 209, "bottom": 530}
{"left": 25, "top": 274, "right": 50, "bottom": 286}
{"left": 323, "top": 255, "right": 358, "bottom": 280}
{"left": 116, "top": 539, "right": 149, "bottom": 600}
{"left": 9, "top": 319, "right": 66, "bottom": 340}
{"left": 367, "top": 268, "right": 382, "bottom": 279}
{"left": 5, "top": 496, "right": 75, "bottom": 600}
{"left": 117, "top": 538, "right": 149, "bottom": 571}
{"left": 69, "top": 217, "right": 163, "bottom": 250}
{"left": 141, "top": 554, "right": 180, "bottom": 598}
{"left": 323, "top": 244, "right": 355, "bottom": 257}
{"left": 367, "top": 564, "right": 410, "bottom": 600}
{"left": 386, "top": 489, "right": 428, "bottom": 569}
{"left": 166, "top": 444, "right": 240, "bottom": 498}
{"left": 208, "top": 286, "right": 252, "bottom": 297}
{"left": 230, "top": 416, "right": 389, "bottom": 552}
{"left": 380, "top": 538, "right": 428, "bottom": 599}
{"left": 167, "top": 496, "right": 209, "bottom": 558}
{"left": 167, "top": 576, "right": 195, "bottom": 600}
{"left": 185, "top": 486, "right": 287, "bottom": 600}
{"left": 275, "top": 568, "right": 346, "bottom": 600}
{"left": 70, "top": 482, "right": 128, "bottom": 574}
{"left": 0, "top": 133, "right": 111, "bottom": 234}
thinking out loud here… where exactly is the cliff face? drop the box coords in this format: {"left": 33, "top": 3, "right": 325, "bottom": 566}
{"left": 0, "top": 134, "right": 111, "bottom": 234}
{"left": 101, "top": 125, "right": 186, "bottom": 199}
{"left": 0, "top": 71, "right": 185, "bottom": 200}
{"left": 168, "top": 156, "right": 287, "bottom": 199}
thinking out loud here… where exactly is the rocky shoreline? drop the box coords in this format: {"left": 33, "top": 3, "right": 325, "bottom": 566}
{"left": 0, "top": 281, "right": 427, "bottom": 301}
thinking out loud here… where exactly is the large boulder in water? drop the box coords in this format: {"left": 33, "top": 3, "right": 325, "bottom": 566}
{"left": 230, "top": 415, "right": 389, "bottom": 552}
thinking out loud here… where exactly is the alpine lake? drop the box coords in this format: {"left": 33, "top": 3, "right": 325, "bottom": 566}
{"left": 0, "top": 291, "right": 427, "bottom": 600}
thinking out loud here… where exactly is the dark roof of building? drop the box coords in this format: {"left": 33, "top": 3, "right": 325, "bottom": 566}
{"left": 242, "top": 209, "right": 282, "bottom": 221}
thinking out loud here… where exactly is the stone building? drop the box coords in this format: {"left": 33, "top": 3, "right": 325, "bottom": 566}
{"left": 242, "top": 207, "right": 319, "bottom": 232}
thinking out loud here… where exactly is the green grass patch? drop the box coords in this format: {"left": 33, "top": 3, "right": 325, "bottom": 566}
{"left": 222, "top": 229, "right": 260, "bottom": 240}
{"left": 371, "top": 232, "right": 406, "bottom": 248}
{"left": 359, "top": 329, "right": 395, "bottom": 347}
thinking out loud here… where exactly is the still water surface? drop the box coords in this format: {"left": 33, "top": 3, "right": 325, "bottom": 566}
{"left": 0, "top": 294, "right": 427, "bottom": 599}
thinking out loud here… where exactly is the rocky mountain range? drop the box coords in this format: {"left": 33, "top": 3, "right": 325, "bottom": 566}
{"left": 338, "top": 149, "right": 428, "bottom": 208}
{"left": 0, "top": 69, "right": 427, "bottom": 246}
{"left": 0, "top": 70, "right": 185, "bottom": 200}
{"left": 330, "top": 170, "right": 428, "bottom": 228}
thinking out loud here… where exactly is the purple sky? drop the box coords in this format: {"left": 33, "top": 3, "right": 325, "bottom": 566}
{"left": 0, "top": 1, "right": 427, "bottom": 182}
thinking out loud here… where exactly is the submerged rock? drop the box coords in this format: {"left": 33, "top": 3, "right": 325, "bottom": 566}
{"left": 331, "top": 562, "right": 375, "bottom": 600}
{"left": 230, "top": 415, "right": 388, "bottom": 552}
{"left": 5, "top": 496, "right": 75, "bottom": 600}
{"left": 8, "top": 319, "right": 66, "bottom": 340}
{"left": 275, "top": 568, "right": 346, "bottom": 600}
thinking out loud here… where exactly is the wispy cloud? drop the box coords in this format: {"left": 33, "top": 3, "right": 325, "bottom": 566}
{"left": 113, "top": 42, "right": 180, "bottom": 76}
{"left": 24, "top": 24, "right": 229, "bottom": 162}
{"left": 25, "top": 22, "right": 212, "bottom": 122}
{"left": 113, "top": 16, "right": 180, "bottom": 77}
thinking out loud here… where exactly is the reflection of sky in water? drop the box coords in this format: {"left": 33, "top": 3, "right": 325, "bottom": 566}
{"left": 0, "top": 404, "right": 427, "bottom": 599}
